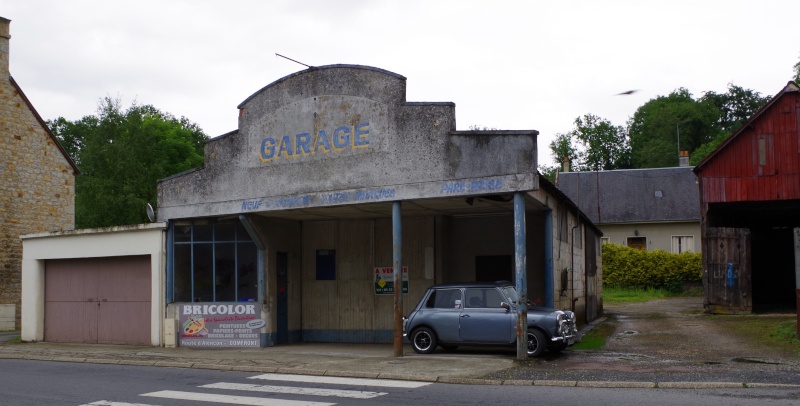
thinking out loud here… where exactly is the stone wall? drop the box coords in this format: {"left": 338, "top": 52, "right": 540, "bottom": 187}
{"left": 0, "top": 17, "right": 75, "bottom": 329}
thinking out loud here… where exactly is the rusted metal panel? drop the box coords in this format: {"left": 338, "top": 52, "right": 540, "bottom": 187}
{"left": 699, "top": 93, "right": 800, "bottom": 204}
{"left": 44, "top": 256, "right": 151, "bottom": 345}
{"left": 703, "top": 227, "right": 752, "bottom": 314}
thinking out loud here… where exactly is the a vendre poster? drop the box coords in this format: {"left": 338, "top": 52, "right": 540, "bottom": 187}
{"left": 178, "top": 303, "right": 264, "bottom": 347}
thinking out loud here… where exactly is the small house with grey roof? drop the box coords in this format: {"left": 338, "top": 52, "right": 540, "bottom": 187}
{"left": 556, "top": 166, "right": 700, "bottom": 253}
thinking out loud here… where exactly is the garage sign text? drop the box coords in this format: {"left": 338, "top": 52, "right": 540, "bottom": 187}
{"left": 259, "top": 122, "right": 370, "bottom": 162}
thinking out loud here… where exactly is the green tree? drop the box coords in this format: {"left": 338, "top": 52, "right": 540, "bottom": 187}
{"left": 549, "top": 131, "right": 582, "bottom": 171}
{"left": 538, "top": 164, "right": 559, "bottom": 183}
{"left": 700, "top": 83, "right": 770, "bottom": 133}
{"left": 549, "top": 114, "right": 631, "bottom": 171}
{"left": 688, "top": 85, "right": 770, "bottom": 165}
{"left": 49, "top": 97, "right": 207, "bottom": 228}
{"left": 794, "top": 54, "right": 800, "bottom": 83}
{"left": 628, "top": 88, "right": 721, "bottom": 168}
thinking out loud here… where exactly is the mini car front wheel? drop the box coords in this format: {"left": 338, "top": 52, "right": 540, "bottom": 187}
{"left": 411, "top": 327, "right": 437, "bottom": 354}
{"left": 526, "top": 329, "right": 547, "bottom": 357}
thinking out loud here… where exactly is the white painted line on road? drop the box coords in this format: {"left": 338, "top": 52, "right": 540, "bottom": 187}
{"left": 249, "top": 373, "right": 432, "bottom": 388}
{"left": 141, "top": 390, "right": 335, "bottom": 406}
{"left": 202, "top": 382, "right": 387, "bottom": 399}
{"left": 81, "top": 401, "right": 160, "bottom": 406}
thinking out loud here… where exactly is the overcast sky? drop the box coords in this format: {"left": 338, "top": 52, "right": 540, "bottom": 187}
{"left": 2, "top": 0, "right": 798, "bottom": 166}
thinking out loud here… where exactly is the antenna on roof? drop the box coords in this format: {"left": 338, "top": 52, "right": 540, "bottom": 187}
{"left": 275, "top": 53, "right": 313, "bottom": 69}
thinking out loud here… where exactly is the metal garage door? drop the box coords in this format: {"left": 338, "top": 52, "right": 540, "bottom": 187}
{"left": 44, "top": 256, "right": 151, "bottom": 345}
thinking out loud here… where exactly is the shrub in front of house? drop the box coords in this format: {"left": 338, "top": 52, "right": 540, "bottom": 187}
{"left": 602, "top": 243, "right": 702, "bottom": 290}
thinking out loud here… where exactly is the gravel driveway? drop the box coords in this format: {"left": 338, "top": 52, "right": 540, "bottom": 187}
{"left": 488, "top": 297, "right": 800, "bottom": 384}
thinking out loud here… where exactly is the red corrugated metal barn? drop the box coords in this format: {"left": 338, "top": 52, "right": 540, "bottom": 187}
{"left": 694, "top": 82, "right": 800, "bottom": 320}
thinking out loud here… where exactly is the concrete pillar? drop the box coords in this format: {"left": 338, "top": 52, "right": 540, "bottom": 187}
{"left": 514, "top": 192, "right": 528, "bottom": 360}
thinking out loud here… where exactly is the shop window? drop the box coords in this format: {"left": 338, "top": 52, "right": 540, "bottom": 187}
{"left": 627, "top": 237, "right": 646, "bottom": 250}
{"left": 171, "top": 219, "right": 258, "bottom": 303}
{"left": 316, "top": 250, "right": 336, "bottom": 280}
{"left": 671, "top": 236, "right": 694, "bottom": 254}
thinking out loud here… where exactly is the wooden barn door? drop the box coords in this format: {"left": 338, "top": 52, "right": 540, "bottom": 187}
{"left": 703, "top": 227, "right": 752, "bottom": 314}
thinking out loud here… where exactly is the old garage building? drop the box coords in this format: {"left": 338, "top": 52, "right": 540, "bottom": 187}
{"left": 22, "top": 65, "right": 602, "bottom": 347}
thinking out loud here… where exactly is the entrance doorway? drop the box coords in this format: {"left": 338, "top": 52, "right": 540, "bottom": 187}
{"left": 475, "top": 255, "right": 513, "bottom": 282}
{"left": 276, "top": 252, "right": 289, "bottom": 344}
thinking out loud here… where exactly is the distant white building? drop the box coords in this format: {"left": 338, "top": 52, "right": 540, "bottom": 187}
{"left": 557, "top": 166, "right": 700, "bottom": 253}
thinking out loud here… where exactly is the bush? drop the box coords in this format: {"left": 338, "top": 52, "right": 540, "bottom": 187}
{"left": 602, "top": 243, "right": 702, "bottom": 290}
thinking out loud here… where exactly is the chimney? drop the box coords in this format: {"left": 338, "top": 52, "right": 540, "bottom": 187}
{"left": 0, "top": 17, "right": 9, "bottom": 77}
{"left": 561, "top": 156, "right": 571, "bottom": 172}
{"left": 679, "top": 150, "right": 689, "bottom": 167}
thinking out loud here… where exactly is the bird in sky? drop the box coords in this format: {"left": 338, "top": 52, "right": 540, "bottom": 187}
{"left": 615, "top": 90, "right": 639, "bottom": 96}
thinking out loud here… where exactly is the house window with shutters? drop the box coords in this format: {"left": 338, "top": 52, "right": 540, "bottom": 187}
{"left": 671, "top": 235, "right": 694, "bottom": 253}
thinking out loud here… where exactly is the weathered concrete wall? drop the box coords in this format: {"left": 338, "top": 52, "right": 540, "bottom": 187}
{"left": 158, "top": 65, "right": 537, "bottom": 221}
{"left": 0, "top": 17, "right": 76, "bottom": 330}
{"left": 300, "top": 216, "right": 435, "bottom": 342}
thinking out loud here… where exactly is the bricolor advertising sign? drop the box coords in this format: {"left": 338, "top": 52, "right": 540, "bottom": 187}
{"left": 178, "top": 303, "right": 264, "bottom": 347}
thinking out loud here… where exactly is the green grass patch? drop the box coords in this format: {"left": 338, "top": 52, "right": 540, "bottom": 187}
{"left": 603, "top": 285, "right": 702, "bottom": 305}
{"left": 572, "top": 323, "right": 614, "bottom": 350}
{"left": 710, "top": 315, "right": 800, "bottom": 354}
{"left": 603, "top": 286, "right": 670, "bottom": 304}
{"left": 767, "top": 320, "right": 800, "bottom": 348}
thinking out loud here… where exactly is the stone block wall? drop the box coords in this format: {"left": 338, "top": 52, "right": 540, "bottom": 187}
{"left": 0, "top": 17, "right": 76, "bottom": 329}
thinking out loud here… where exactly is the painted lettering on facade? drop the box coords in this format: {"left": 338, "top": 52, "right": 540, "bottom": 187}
{"left": 259, "top": 122, "right": 370, "bottom": 162}
{"left": 440, "top": 178, "right": 504, "bottom": 194}
{"left": 240, "top": 188, "right": 395, "bottom": 212}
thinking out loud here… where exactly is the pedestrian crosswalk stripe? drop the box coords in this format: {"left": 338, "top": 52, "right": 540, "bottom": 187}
{"left": 202, "top": 382, "right": 387, "bottom": 399}
{"left": 81, "top": 401, "right": 159, "bottom": 406}
{"left": 249, "top": 373, "right": 432, "bottom": 388}
{"left": 141, "top": 390, "right": 335, "bottom": 406}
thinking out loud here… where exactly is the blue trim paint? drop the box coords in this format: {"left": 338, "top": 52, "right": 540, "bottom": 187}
{"left": 544, "top": 210, "right": 554, "bottom": 308}
{"left": 166, "top": 221, "right": 174, "bottom": 301}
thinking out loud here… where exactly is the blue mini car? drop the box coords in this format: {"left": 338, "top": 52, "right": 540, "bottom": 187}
{"left": 403, "top": 281, "right": 577, "bottom": 357}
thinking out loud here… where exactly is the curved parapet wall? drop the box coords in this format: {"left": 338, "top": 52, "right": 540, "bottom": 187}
{"left": 158, "top": 65, "right": 537, "bottom": 220}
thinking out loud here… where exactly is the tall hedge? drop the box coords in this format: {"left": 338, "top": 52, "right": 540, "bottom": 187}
{"left": 602, "top": 243, "right": 702, "bottom": 289}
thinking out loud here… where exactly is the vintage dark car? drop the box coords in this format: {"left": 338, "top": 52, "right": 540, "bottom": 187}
{"left": 403, "top": 281, "right": 577, "bottom": 357}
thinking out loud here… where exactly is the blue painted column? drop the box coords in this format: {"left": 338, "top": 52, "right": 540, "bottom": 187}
{"left": 392, "top": 201, "right": 403, "bottom": 357}
{"left": 514, "top": 192, "right": 528, "bottom": 360}
{"left": 166, "top": 221, "right": 174, "bottom": 302}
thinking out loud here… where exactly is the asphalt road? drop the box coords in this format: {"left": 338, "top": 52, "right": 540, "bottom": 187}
{"left": 2, "top": 359, "right": 799, "bottom": 406}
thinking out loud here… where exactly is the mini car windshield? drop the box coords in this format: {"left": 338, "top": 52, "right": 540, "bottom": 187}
{"left": 500, "top": 286, "right": 519, "bottom": 304}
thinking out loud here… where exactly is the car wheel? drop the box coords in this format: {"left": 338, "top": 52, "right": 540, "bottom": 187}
{"left": 411, "top": 327, "right": 437, "bottom": 354}
{"left": 526, "top": 329, "right": 547, "bottom": 357}
{"left": 440, "top": 344, "right": 459, "bottom": 352}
